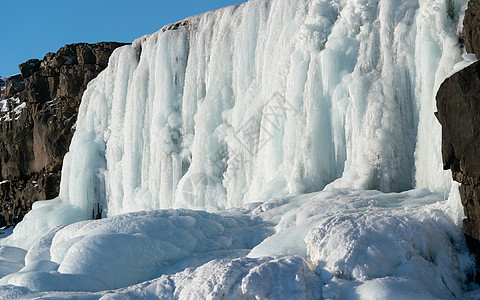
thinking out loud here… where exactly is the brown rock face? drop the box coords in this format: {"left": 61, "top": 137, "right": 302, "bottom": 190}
{"left": 436, "top": 61, "right": 480, "bottom": 252}
{"left": 436, "top": 0, "right": 480, "bottom": 278}
{"left": 0, "top": 42, "right": 127, "bottom": 226}
{"left": 464, "top": 0, "right": 480, "bottom": 55}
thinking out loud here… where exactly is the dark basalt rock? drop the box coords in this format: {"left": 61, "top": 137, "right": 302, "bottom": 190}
{"left": 437, "top": 61, "right": 480, "bottom": 182}
{"left": 464, "top": 0, "right": 480, "bottom": 55}
{"left": 437, "top": 61, "right": 480, "bottom": 279}
{"left": 0, "top": 42, "right": 127, "bottom": 226}
{"left": 19, "top": 59, "right": 41, "bottom": 78}
{"left": 436, "top": 0, "right": 480, "bottom": 280}
{"left": 5, "top": 75, "right": 25, "bottom": 97}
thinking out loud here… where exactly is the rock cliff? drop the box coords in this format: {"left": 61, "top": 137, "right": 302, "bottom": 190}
{"left": 0, "top": 42, "right": 127, "bottom": 226}
{"left": 436, "top": 0, "right": 480, "bottom": 275}
{"left": 464, "top": 0, "right": 480, "bottom": 55}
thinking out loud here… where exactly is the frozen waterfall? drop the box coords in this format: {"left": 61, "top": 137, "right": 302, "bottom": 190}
{"left": 6, "top": 0, "right": 469, "bottom": 247}
{"left": 0, "top": 0, "right": 475, "bottom": 298}
{"left": 57, "top": 0, "right": 464, "bottom": 217}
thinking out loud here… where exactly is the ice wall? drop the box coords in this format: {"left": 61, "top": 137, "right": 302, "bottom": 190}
{"left": 59, "top": 0, "right": 467, "bottom": 214}
{"left": 5, "top": 0, "right": 468, "bottom": 246}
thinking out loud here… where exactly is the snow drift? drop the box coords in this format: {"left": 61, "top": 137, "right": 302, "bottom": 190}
{"left": 0, "top": 0, "right": 475, "bottom": 298}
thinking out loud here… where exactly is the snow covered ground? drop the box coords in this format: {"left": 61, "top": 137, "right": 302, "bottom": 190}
{"left": 0, "top": 0, "right": 477, "bottom": 298}
{"left": 0, "top": 188, "right": 474, "bottom": 299}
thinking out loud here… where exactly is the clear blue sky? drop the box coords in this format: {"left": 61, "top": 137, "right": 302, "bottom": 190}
{"left": 0, "top": 0, "right": 245, "bottom": 76}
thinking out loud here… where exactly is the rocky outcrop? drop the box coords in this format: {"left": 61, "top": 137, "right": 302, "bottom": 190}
{"left": 0, "top": 42, "right": 127, "bottom": 226}
{"left": 436, "top": 0, "right": 480, "bottom": 277}
{"left": 436, "top": 60, "right": 480, "bottom": 254}
{"left": 464, "top": 0, "right": 480, "bottom": 55}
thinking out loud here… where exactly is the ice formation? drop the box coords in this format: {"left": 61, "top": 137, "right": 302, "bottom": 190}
{"left": 0, "top": 0, "right": 476, "bottom": 298}
{"left": 0, "top": 189, "right": 472, "bottom": 298}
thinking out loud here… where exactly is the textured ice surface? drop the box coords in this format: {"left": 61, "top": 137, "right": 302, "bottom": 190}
{"left": 0, "top": 257, "right": 322, "bottom": 299}
{"left": 6, "top": 0, "right": 466, "bottom": 228}
{"left": 0, "top": 0, "right": 476, "bottom": 298}
{"left": 0, "top": 209, "right": 269, "bottom": 292}
{"left": 0, "top": 189, "right": 473, "bottom": 298}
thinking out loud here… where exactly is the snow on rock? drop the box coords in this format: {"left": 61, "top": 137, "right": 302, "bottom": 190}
{"left": 447, "top": 53, "right": 478, "bottom": 77}
{"left": 0, "top": 77, "right": 6, "bottom": 100}
{"left": 0, "top": 75, "right": 26, "bottom": 123}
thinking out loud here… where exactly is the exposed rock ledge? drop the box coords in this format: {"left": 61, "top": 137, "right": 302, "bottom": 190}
{"left": 437, "top": 60, "right": 480, "bottom": 254}
{"left": 0, "top": 42, "right": 127, "bottom": 226}
{"left": 436, "top": 0, "right": 480, "bottom": 277}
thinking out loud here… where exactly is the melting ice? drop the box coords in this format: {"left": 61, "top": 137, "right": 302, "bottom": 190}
{"left": 0, "top": 0, "right": 476, "bottom": 298}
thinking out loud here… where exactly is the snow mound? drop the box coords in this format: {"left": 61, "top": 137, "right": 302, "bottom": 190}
{"left": 0, "top": 209, "right": 269, "bottom": 292}
{"left": 128, "top": 256, "right": 322, "bottom": 300}
{"left": 0, "top": 189, "right": 474, "bottom": 298}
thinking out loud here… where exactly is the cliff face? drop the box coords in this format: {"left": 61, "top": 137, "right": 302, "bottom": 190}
{"left": 464, "top": 0, "right": 480, "bottom": 55}
{"left": 0, "top": 42, "right": 127, "bottom": 226}
{"left": 437, "top": 60, "right": 480, "bottom": 253}
{"left": 436, "top": 0, "right": 480, "bottom": 274}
